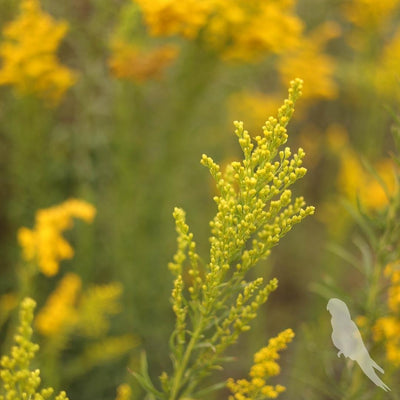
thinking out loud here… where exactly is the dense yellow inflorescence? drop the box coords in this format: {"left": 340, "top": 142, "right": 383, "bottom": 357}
{"left": 227, "top": 329, "right": 295, "bottom": 400}
{"left": 132, "top": 0, "right": 303, "bottom": 61}
{"left": 0, "top": 0, "right": 77, "bottom": 104}
{"left": 18, "top": 199, "right": 96, "bottom": 276}
{"left": 0, "top": 298, "right": 70, "bottom": 400}
{"left": 108, "top": 40, "right": 178, "bottom": 82}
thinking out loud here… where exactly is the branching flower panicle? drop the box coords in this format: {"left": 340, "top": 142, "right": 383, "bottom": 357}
{"left": 132, "top": 79, "right": 314, "bottom": 400}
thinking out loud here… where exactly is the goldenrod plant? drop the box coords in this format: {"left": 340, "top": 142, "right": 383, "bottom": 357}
{"left": 131, "top": 78, "right": 314, "bottom": 400}
{"left": 0, "top": 298, "right": 69, "bottom": 400}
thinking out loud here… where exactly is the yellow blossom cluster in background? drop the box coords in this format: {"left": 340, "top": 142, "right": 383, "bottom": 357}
{"left": 108, "top": 40, "right": 178, "bottom": 82}
{"left": 0, "top": 0, "right": 77, "bottom": 104}
{"left": 132, "top": 0, "right": 214, "bottom": 39}
{"left": 132, "top": 0, "right": 303, "bottom": 61}
{"left": 373, "top": 262, "right": 400, "bottom": 366}
{"left": 18, "top": 199, "right": 96, "bottom": 276}
{"left": 227, "top": 329, "right": 294, "bottom": 400}
{"left": 228, "top": 92, "right": 284, "bottom": 136}
{"left": 342, "top": 0, "right": 400, "bottom": 29}
{"left": 35, "top": 275, "right": 123, "bottom": 338}
{"left": 337, "top": 154, "right": 396, "bottom": 211}
{"left": 326, "top": 128, "right": 397, "bottom": 211}
{"left": 278, "top": 22, "right": 339, "bottom": 100}
{"left": 115, "top": 383, "right": 132, "bottom": 400}
{"left": 35, "top": 273, "right": 82, "bottom": 336}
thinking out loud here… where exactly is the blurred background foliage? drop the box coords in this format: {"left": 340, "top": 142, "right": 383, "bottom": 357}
{"left": 1, "top": 0, "right": 400, "bottom": 399}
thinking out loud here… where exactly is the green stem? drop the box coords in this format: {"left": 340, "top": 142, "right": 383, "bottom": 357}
{"left": 169, "top": 316, "right": 204, "bottom": 400}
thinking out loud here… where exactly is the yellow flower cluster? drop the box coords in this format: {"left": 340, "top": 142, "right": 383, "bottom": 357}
{"left": 373, "top": 263, "right": 400, "bottom": 365}
{"left": 115, "top": 383, "right": 132, "bottom": 400}
{"left": 132, "top": 0, "right": 303, "bottom": 61}
{"left": 338, "top": 154, "right": 396, "bottom": 211}
{"left": 35, "top": 277, "right": 123, "bottom": 338}
{"left": 18, "top": 199, "right": 96, "bottom": 276}
{"left": 35, "top": 273, "right": 82, "bottom": 336}
{"left": 132, "top": 0, "right": 214, "bottom": 39}
{"left": 278, "top": 22, "right": 339, "bottom": 100}
{"left": 342, "top": 0, "right": 400, "bottom": 28}
{"left": 0, "top": 0, "right": 77, "bottom": 104}
{"left": 227, "top": 329, "right": 294, "bottom": 400}
{"left": 229, "top": 92, "right": 284, "bottom": 136}
{"left": 76, "top": 282, "right": 123, "bottom": 337}
{"left": 327, "top": 129, "right": 397, "bottom": 211}
{"left": 0, "top": 298, "right": 70, "bottom": 400}
{"left": 108, "top": 40, "right": 178, "bottom": 82}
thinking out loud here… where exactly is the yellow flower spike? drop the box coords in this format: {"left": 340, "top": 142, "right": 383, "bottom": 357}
{"left": 227, "top": 329, "right": 294, "bottom": 400}
{"left": 18, "top": 199, "right": 96, "bottom": 276}
{"left": 0, "top": 0, "right": 77, "bottom": 105}
{"left": 0, "top": 298, "right": 70, "bottom": 400}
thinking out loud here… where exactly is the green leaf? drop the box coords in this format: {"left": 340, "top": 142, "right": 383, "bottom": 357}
{"left": 129, "top": 352, "right": 164, "bottom": 399}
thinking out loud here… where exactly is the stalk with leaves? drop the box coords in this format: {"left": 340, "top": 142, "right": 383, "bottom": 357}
{"left": 132, "top": 78, "right": 315, "bottom": 400}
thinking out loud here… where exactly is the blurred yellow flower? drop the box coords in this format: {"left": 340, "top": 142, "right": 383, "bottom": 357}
{"left": 132, "top": 0, "right": 215, "bottom": 39}
{"left": 375, "top": 28, "right": 400, "bottom": 99}
{"left": 207, "top": 1, "right": 302, "bottom": 61}
{"left": 76, "top": 282, "right": 123, "bottom": 337}
{"left": 115, "top": 384, "right": 132, "bottom": 400}
{"left": 278, "top": 22, "right": 339, "bottom": 100}
{"left": 0, "top": 0, "right": 77, "bottom": 104}
{"left": 333, "top": 139, "right": 397, "bottom": 211}
{"left": 108, "top": 40, "right": 178, "bottom": 82}
{"left": 228, "top": 91, "right": 283, "bottom": 135}
{"left": 35, "top": 272, "right": 82, "bottom": 336}
{"left": 342, "top": 0, "right": 400, "bottom": 28}
{"left": 18, "top": 199, "right": 96, "bottom": 276}
{"left": 227, "top": 329, "right": 294, "bottom": 400}
{"left": 133, "top": 0, "right": 303, "bottom": 61}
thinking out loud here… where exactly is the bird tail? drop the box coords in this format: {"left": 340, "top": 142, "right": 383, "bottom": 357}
{"left": 370, "top": 358, "right": 384, "bottom": 374}
{"left": 357, "top": 360, "right": 391, "bottom": 392}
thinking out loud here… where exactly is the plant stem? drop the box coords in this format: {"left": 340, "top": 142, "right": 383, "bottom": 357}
{"left": 169, "top": 316, "right": 204, "bottom": 400}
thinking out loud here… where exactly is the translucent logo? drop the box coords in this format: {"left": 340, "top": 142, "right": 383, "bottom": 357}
{"left": 327, "top": 298, "right": 390, "bottom": 392}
